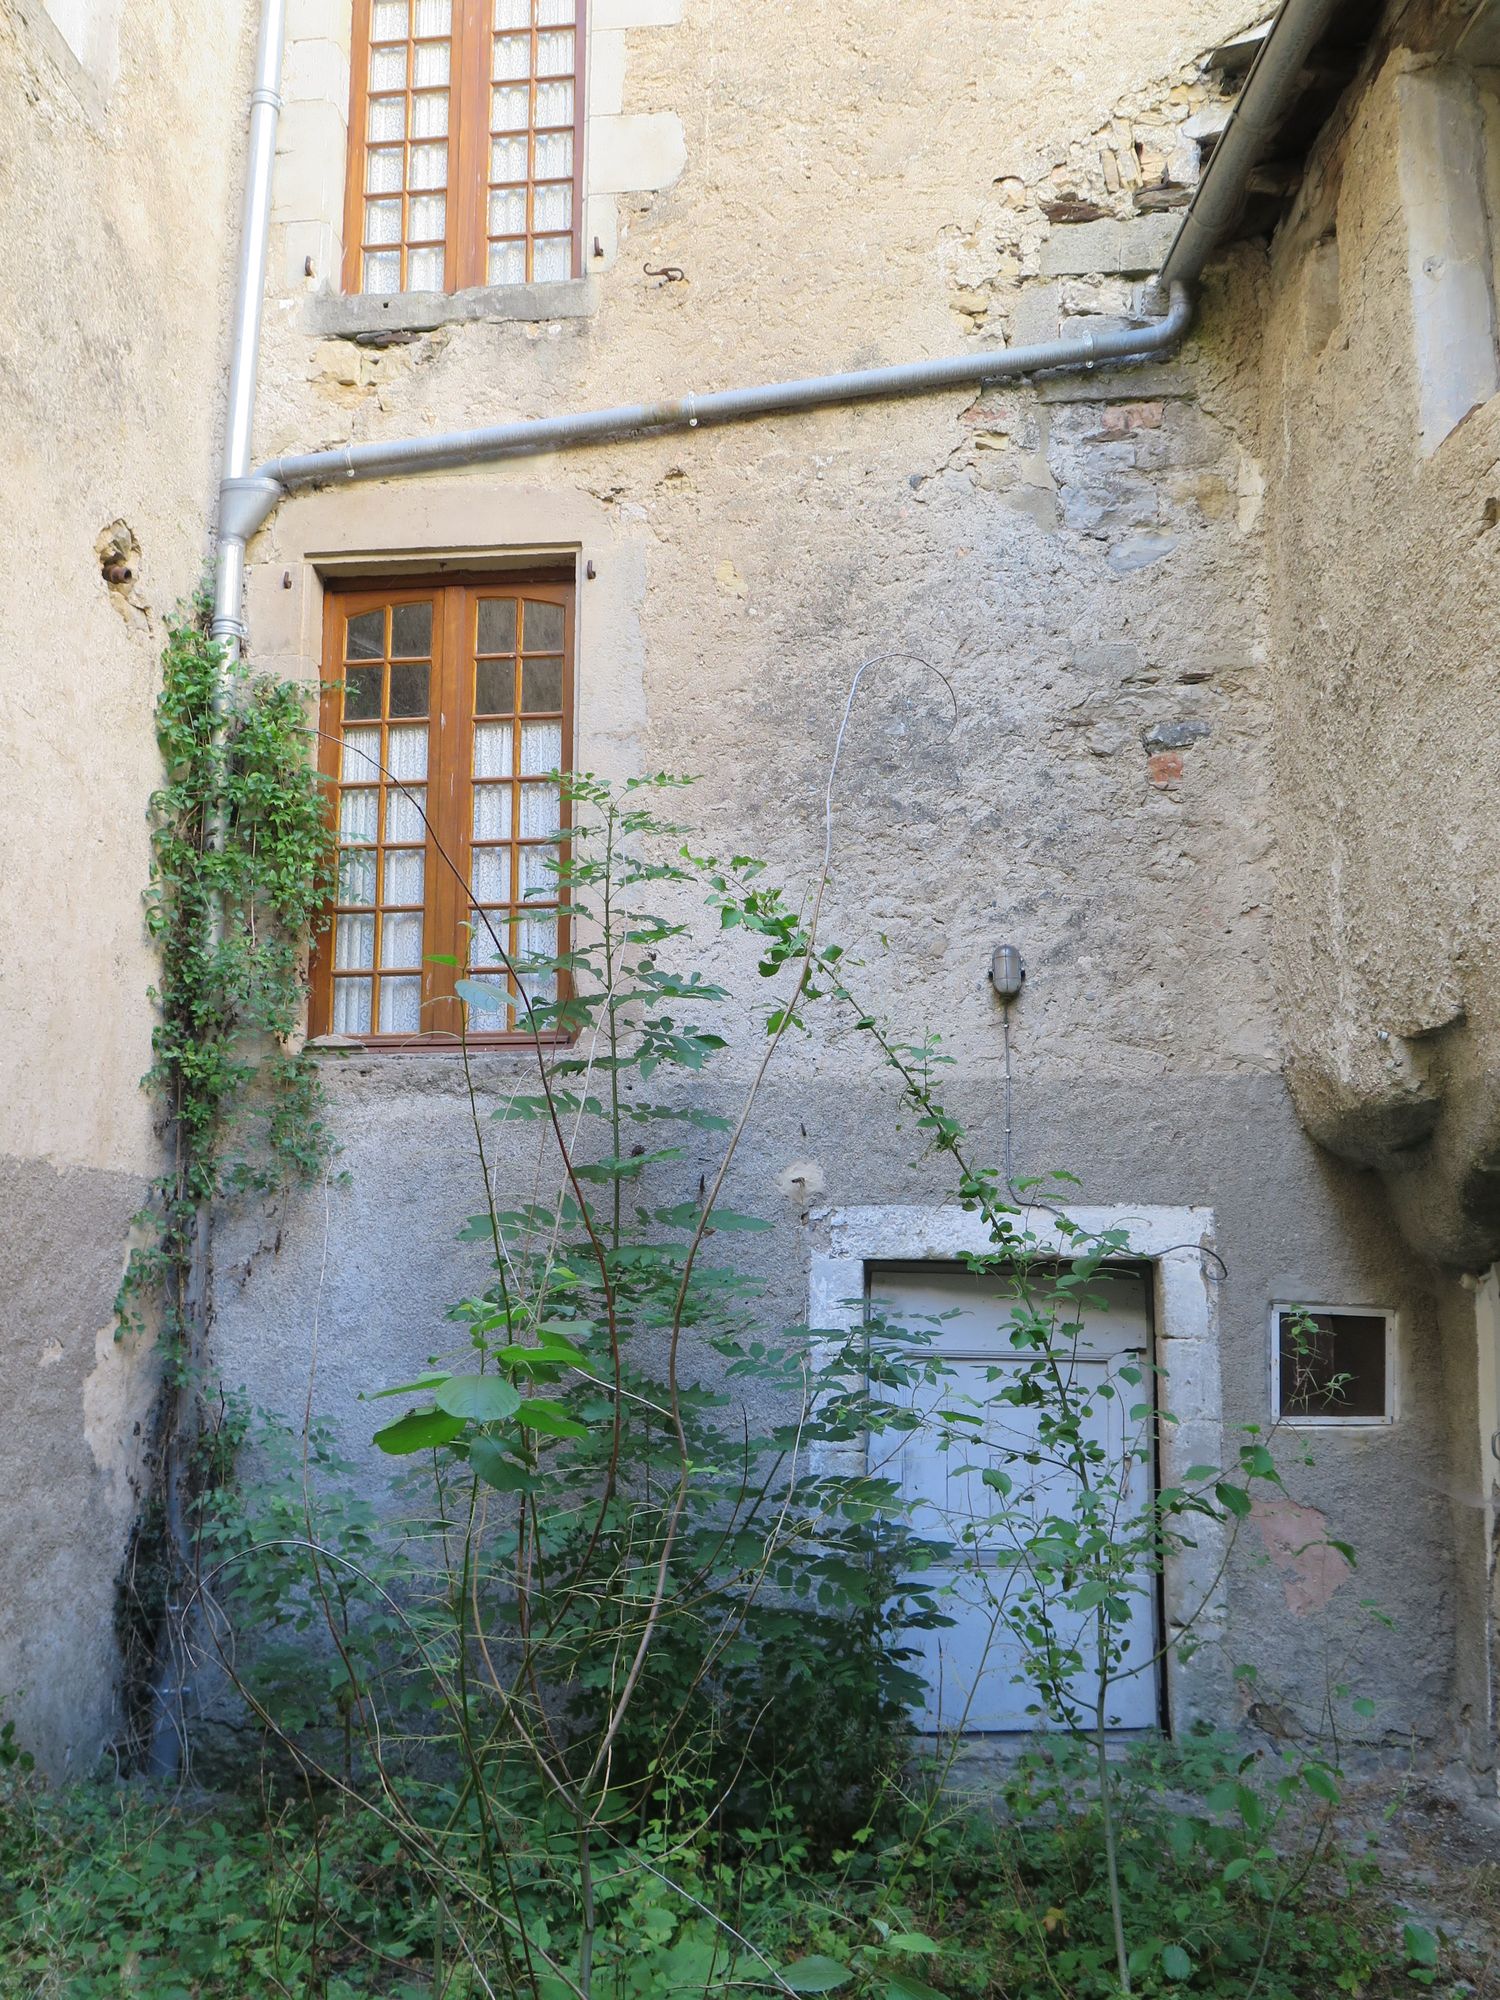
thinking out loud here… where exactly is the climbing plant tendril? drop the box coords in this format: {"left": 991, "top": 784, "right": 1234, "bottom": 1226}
{"left": 115, "top": 587, "right": 335, "bottom": 1766}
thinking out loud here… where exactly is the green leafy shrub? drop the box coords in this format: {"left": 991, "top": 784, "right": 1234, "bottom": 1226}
{"left": 119, "top": 593, "right": 336, "bottom": 1348}
{"left": 62, "top": 767, "right": 1437, "bottom": 1999}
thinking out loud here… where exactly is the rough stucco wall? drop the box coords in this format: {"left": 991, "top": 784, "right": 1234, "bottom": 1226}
{"left": 1259, "top": 46, "right": 1500, "bottom": 1270}
{"left": 1258, "top": 30, "right": 1500, "bottom": 1773}
{"left": 212, "top": 0, "right": 1468, "bottom": 1761}
{"left": 0, "top": 0, "right": 252, "bottom": 1771}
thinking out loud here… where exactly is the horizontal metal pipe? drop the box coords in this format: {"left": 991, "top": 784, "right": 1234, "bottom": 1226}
{"left": 211, "top": 3, "right": 1337, "bottom": 627}
{"left": 245, "top": 282, "right": 1192, "bottom": 518}
{"left": 1160, "top": 0, "right": 1348, "bottom": 291}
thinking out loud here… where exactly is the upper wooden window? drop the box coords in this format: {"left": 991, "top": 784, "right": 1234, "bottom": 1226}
{"left": 344, "top": 0, "right": 585, "bottom": 296}
{"left": 311, "top": 577, "right": 574, "bottom": 1046}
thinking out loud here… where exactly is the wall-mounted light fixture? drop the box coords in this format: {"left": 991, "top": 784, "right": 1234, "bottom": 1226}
{"left": 990, "top": 944, "right": 1025, "bottom": 1000}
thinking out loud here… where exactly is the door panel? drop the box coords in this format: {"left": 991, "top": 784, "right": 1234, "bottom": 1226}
{"left": 870, "top": 1263, "right": 1159, "bottom": 1734}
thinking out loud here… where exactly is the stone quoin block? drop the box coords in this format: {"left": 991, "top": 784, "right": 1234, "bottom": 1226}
{"left": 281, "top": 35, "right": 350, "bottom": 114}
{"left": 1038, "top": 212, "right": 1179, "bottom": 278}
{"left": 271, "top": 98, "right": 347, "bottom": 227}
{"left": 1396, "top": 67, "right": 1500, "bottom": 453}
{"left": 587, "top": 112, "right": 687, "bottom": 195}
{"left": 589, "top": 0, "right": 684, "bottom": 28}
{"left": 586, "top": 27, "right": 627, "bottom": 119}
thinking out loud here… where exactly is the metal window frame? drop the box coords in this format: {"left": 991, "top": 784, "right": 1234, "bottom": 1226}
{"left": 1267, "top": 1300, "right": 1398, "bottom": 1429}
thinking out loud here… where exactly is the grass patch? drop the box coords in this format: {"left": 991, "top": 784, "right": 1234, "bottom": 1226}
{"left": 0, "top": 1745, "right": 1456, "bottom": 1999}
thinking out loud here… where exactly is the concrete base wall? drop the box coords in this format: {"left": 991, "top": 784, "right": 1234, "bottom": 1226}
{"left": 0, "top": 1158, "right": 158, "bottom": 1772}
{"left": 213, "top": 1056, "right": 1465, "bottom": 1758}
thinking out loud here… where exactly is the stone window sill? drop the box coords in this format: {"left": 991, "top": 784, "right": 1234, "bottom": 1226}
{"left": 305, "top": 1034, "right": 569, "bottom": 1055}
{"left": 304, "top": 277, "right": 599, "bottom": 341}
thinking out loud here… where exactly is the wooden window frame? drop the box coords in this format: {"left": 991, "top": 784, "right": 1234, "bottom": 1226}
{"left": 310, "top": 573, "right": 575, "bottom": 1050}
{"left": 343, "top": 0, "right": 587, "bottom": 297}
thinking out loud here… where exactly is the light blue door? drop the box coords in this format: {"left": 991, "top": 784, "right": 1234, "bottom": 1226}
{"left": 869, "top": 1263, "right": 1159, "bottom": 1733}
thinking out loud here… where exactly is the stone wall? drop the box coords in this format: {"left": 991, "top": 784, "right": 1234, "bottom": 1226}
{"left": 1259, "top": 32, "right": 1500, "bottom": 1275}
{"left": 0, "top": 0, "right": 1489, "bottom": 1786}
{"left": 1256, "top": 5, "right": 1500, "bottom": 1777}
{"left": 205, "top": 0, "right": 1478, "bottom": 1765}
{"left": 0, "top": 0, "right": 252, "bottom": 1772}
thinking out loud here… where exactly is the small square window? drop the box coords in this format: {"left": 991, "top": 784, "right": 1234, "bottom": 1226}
{"left": 1273, "top": 1306, "right": 1394, "bottom": 1425}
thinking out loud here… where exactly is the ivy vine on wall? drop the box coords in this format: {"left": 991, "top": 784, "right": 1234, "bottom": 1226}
{"left": 115, "top": 587, "right": 335, "bottom": 1766}
{"left": 118, "top": 588, "right": 336, "bottom": 1343}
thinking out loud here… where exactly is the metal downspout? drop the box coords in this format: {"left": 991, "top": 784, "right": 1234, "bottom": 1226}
{"left": 211, "top": 0, "right": 287, "bottom": 654}
{"left": 276, "top": 288, "right": 1193, "bottom": 489}
{"left": 1160, "top": 0, "right": 1349, "bottom": 291}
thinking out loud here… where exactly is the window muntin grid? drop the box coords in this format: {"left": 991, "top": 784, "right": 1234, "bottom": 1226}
{"left": 314, "top": 580, "right": 573, "bottom": 1045}
{"left": 357, "top": 0, "right": 455, "bottom": 294}
{"left": 327, "top": 598, "right": 435, "bottom": 1036}
{"left": 486, "top": 0, "right": 579, "bottom": 286}
{"left": 465, "top": 593, "right": 567, "bottom": 1030}
{"left": 345, "top": 0, "right": 584, "bottom": 296}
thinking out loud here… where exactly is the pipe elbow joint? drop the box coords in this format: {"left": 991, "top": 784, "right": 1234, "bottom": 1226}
{"left": 217, "top": 472, "right": 285, "bottom": 546}
{"left": 1139, "top": 278, "right": 1194, "bottom": 340}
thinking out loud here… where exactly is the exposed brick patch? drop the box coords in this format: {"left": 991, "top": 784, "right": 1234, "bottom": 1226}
{"left": 1041, "top": 197, "right": 1107, "bottom": 224}
{"left": 1147, "top": 751, "right": 1184, "bottom": 787}
{"left": 1253, "top": 1496, "right": 1354, "bottom": 1616}
{"left": 1085, "top": 401, "right": 1164, "bottom": 442}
